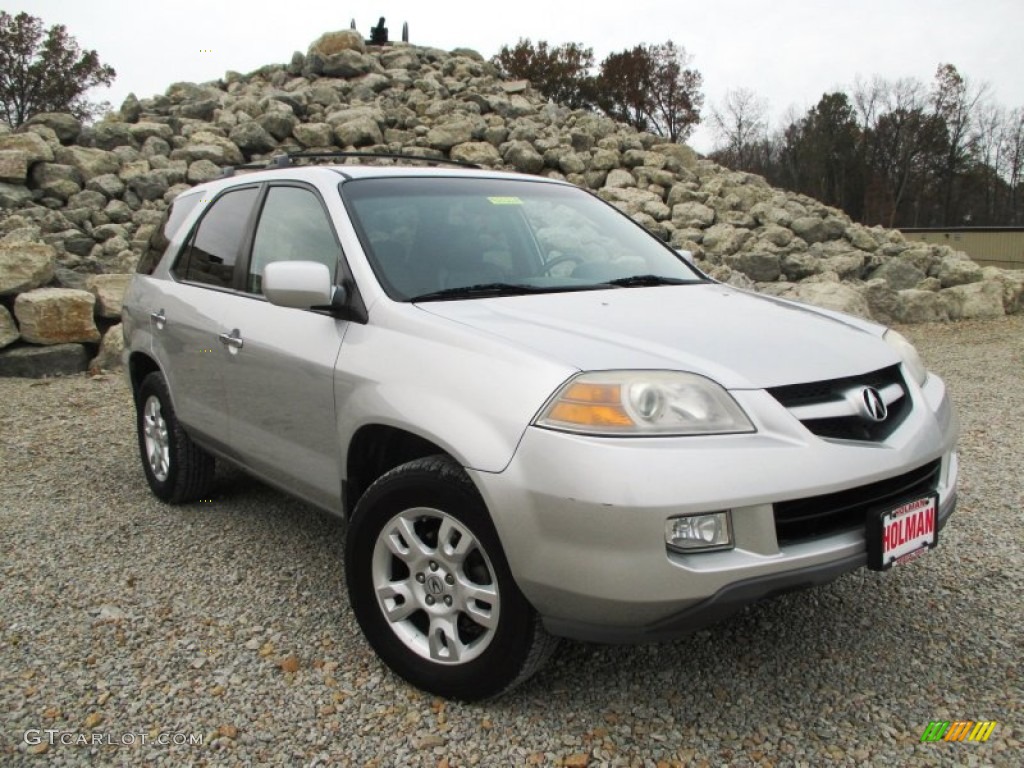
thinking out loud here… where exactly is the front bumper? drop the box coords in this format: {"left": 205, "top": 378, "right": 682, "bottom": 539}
{"left": 469, "top": 372, "right": 959, "bottom": 643}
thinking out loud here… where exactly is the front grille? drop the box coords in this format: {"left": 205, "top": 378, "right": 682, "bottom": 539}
{"left": 768, "top": 365, "right": 911, "bottom": 441}
{"left": 773, "top": 459, "right": 941, "bottom": 543}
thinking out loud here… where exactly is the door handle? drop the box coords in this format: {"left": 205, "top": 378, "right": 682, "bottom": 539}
{"left": 150, "top": 309, "right": 166, "bottom": 329}
{"left": 218, "top": 329, "right": 244, "bottom": 350}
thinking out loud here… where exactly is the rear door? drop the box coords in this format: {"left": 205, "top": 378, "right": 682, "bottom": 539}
{"left": 153, "top": 186, "right": 259, "bottom": 448}
{"left": 217, "top": 183, "right": 349, "bottom": 512}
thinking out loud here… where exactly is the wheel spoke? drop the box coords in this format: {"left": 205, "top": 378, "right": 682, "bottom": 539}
{"left": 459, "top": 582, "right": 498, "bottom": 629}
{"left": 438, "top": 517, "right": 473, "bottom": 563}
{"left": 376, "top": 580, "right": 418, "bottom": 623}
{"left": 428, "top": 614, "right": 467, "bottom": 662}
{"left": 382, "top": 516, "right": 432, "bottom": 564}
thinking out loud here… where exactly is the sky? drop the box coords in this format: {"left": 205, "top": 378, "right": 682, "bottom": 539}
{"left": 16, "top": 0, "right": 1024, "bottom": 153}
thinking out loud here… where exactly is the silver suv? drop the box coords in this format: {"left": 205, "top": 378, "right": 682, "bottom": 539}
{"left": 123, "top": 157, "right": 959, "bottom": 700}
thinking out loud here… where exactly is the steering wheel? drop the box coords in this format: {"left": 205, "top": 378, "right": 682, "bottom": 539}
{"left": 541, "top": 254, "right": 584, "bottom": 275}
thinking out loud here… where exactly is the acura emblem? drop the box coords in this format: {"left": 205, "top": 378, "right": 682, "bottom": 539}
{"left": 425, "top": 575, "right": 445, "bottom": 596}
{"left": 860, "top": 387, "right": 888, "bottom": 422}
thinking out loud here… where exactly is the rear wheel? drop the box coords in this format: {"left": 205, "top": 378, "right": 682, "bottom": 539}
{"left": 345, "top": 455, "right": 557, "bottom": 700}
{"left": 135, "top": 371, "right": 214, "bottom": 503}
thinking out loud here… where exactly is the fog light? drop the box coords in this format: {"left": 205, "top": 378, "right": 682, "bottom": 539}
{"left": 665, "top": 512, "right": 733, "bottom": 552}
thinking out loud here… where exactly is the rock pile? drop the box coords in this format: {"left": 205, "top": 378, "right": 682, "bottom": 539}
{"left": 1, "top": 29, "right": 1021, "bottom": 376}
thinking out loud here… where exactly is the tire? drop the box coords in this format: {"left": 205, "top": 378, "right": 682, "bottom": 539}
{"left": 345, "top": 455, "right": 557, "bottom": 701}
{"left": 135, "top": 371, "right": 215, "bottom": 504}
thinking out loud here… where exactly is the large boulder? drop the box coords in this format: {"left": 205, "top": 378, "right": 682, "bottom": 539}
{"left": 13, "top": 288, "right": 100, "bottom": 344}
{"left": 29, "top": 163, "right": 83, "bottom": 201}
{"left": 0, "top": 306, "right": 18, "bottom": 348}
{"left": 0, "top": 150, "right": 29, "bottom": 183}
{"left": 0, "top": 132, "right": 54, "bottom": 164}
{"left": 25, "top": 112, "right": 82, "bottom": 144}
{"left": 781, "top": 282, "right": 873, "bottom": 320}
{"left": 85, "top": 274, "right": 133, "bottom": 318}
{"left": 90, "top": 323, "right": 125, "bottom": 371}
{"left": 0, "top": 243, "right": 56, "bottom": 296}
{"left": 940, "top": 281, "right": 1006, "bottom": 320}
{"left": 308, "top": 29, "right": 366, "bottom": 56}
{"left": 894, "top": 289, "right": 951, "bottom": 324}
{"left": 724, "top": 251, "right": 782, "bottom": 283}
{"left": 229, "top": 121, "right": 278, "bottom": 154}
{"left": 0, "top": 343, "right": 91, "bottom": 378}
{"left": 870, "top": 258, "right": 927, "bottom": 291}
{"left": 54, "top": 146, "right": 121, "bottom": 180}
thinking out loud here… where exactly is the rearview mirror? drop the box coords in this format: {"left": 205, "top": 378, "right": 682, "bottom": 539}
{"left": 263, "top": 261, "right": 334, "bottom": 309}
{"left": 675, "top": 249, "right": 695, "bottom": 265}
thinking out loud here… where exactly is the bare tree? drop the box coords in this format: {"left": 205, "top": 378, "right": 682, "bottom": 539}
{"left": 709, "top": 87, "right": 769, "bottom": 168}
{"left": 931, "top": 63, "right": 989, "bottom": 223}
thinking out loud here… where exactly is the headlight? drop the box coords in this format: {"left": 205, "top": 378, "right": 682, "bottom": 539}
{"left": 535, "top": 371, "right": 755, "bottom": 436}
{"left": 884, "top": 330, "right": 928, "bottom": 386}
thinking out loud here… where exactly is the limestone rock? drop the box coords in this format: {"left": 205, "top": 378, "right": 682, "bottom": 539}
{"left": 30, "top": 163, "right": 83, "bottom": 201}
{"left": 186, "top": 159, "right": 221, "bottom": 184}
{"left": 870, "top": 258, "right": 927, "bottom": 291}
{"left": 229, "top": 122, "right": 278, "bottom": 154}
{"left": 14, "top": 288, "right": 100, "bottom": 344}
{"left": 0, "top": 343, "right": 90, "bottom": 378}
{"left": 502, "top": 141, "right": 544, "bottom": 174}
{"left": 790, "top": 216, "right": 828, "bottom": 245}
{"left": 894, "top": 289, "right": 951, "bottom": 324}
{"left": 0, "top": 306, "right": 18, "bottom": 348}
{"left": 55, "top": 146, "right": 121, "bottom": 180}
{"left": 0, "top": 132, "right": 54, "bottom": 164}
{"left": 26, "top": 113, "right": 82, "bottom": 144}
{"left": 780, "top": 282, "right": 873, "bottom": 320}
{"left": 941, "top": 281, "right": 1005, "bottom": 320}
{"left": 85, "top": 274, "right": 133, "bottom": 318}
{"left": 450, "top": 142, "right": 501, "bottom": 167}
{"left": 90, "top": 323, "right": 125, "bottom": 371}
{"left": 672, "top": 202, "right": 715, "bottom": 229}
{"left": 725, "top": 251, "right": 781, "bottom": 283}
{"left": 426, "top": 119, "right": 481, "bottom": 151}
{"left": 292, "top": 122, "right": 334, "bottom": 148}
{"left": 0, "top": 242, "right": 56, "bottom": 295}
{"left": 980, "top": 267, "right": 1024, "bottom": 314}
{"left": 0, "top": 183, "right": 34, "bottom": 209}
{"left": 0, "top": 150, "right": 29, "bottom": 183}
{"left": 308, "top": 29, "right": 366, "bottom": 56}
{"left": 935, "top": 255, "right": 984, "bottom": 288}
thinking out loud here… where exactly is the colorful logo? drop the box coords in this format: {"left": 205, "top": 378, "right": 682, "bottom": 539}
{"left": 920, "top": 721, "right": 997, "bottom": 742}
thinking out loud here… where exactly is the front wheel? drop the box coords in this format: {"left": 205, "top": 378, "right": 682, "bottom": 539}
{"left": 345, "top": 455, "right": 557, "bottom": 700}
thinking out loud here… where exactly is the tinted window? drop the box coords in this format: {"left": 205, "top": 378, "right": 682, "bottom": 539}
{"left": 173, "top": 187, "right": 258, "bottom": 287}
{"left": 247, "top": 186, "right": 341, "bottom": 294}
{"left": 136, "top": 193, "right": 202, "bottom": 275}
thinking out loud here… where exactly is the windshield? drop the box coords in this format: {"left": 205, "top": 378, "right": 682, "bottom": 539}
{"left": 340, "top": 177, "right": 704, "bottom": 301}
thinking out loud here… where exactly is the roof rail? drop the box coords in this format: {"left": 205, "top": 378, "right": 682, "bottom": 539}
{"left": 219, "top": 151, "right": 481, "bottom": 178}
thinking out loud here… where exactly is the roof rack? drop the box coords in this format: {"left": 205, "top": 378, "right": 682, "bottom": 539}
{"left": 219, "top": 151, "right": 481, "bottom": 178}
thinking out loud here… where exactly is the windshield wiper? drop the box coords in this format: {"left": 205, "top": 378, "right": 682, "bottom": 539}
{"left": 409, "top": 282, "right": 557, "bottom": 302}
{"left": 601, "top": 274, "right": 696, "bottom": 288}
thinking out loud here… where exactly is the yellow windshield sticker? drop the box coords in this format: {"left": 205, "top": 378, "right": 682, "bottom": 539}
{"left": 487, "top": 196, "right": 523, "bottom": 205}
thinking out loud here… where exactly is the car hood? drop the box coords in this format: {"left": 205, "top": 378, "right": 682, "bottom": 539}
{"left": 417, "top": 284, "right": 897, "bottom": 389}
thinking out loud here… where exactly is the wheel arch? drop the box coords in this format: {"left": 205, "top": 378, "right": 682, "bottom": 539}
{"left": 344, "top": 425, "right": 459, "bottom": 518}
{"left": 128, "top": 351, "right": 162, "bottom": 397}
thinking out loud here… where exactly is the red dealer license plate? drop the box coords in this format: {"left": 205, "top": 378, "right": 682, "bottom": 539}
{"left": 867, "top": 494, "right": 939, "bottom": 571}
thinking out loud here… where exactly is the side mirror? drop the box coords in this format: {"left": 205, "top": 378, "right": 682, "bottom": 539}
{"left": 675, "top": 249, "right": 695, "bottom": 265}
{"left": 263, "top": 261, "right": 334, "bottom": 309}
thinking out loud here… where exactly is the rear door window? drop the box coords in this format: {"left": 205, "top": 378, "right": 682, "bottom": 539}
{"left": 173, "top": 187, "right": 259, "bottom": 288}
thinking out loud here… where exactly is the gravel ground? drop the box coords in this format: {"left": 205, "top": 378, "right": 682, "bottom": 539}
{"left": 1, "top": 317, "right": 1022, "bottom": 767}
